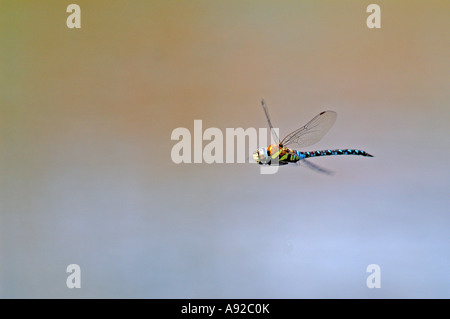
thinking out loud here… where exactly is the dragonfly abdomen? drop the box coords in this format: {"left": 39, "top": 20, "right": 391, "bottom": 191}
{"left": 301, "top": 149, "right": 373, "bottom": 159}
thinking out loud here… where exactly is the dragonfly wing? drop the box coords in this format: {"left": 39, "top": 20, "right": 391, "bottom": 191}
{"left": 261, "top": 99, "right": 280, "bottom": 143}
{"left": 281, "top": 111, "right": 337, "bottom": 148}
{"left": 298, "top": 159, "right": 335, "bottom": 175}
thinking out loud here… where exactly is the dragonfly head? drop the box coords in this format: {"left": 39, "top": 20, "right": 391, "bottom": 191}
{"left": 253, "top": 147, "right": 270, "bottom": 165}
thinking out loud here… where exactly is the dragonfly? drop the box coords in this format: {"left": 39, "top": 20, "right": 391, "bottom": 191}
{"left": 253, "top": 100, "right": 373, "bottom": 174}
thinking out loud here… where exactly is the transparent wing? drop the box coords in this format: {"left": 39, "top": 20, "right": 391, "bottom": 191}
{"left": 281, "top": 111, "right": 337, "bottom": 148}
{"left": 298, "top": 159, "right": 335, "bottom": 175}
{"left": 261, "top": 99, "right": 280, "bottom": 144}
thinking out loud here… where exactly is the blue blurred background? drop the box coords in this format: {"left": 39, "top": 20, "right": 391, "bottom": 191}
{"left": 0, "top": 1, "right": 449, "bottom": 298}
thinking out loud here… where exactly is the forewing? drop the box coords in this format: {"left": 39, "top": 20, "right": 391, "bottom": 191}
{"left": 261, "top": 99, "right": 280, "bottom": 143}
{"left": 281, "top": 111, "right": 337, "bottom": 148}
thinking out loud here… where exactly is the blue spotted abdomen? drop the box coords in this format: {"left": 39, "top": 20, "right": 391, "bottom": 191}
{"left": 300, "top": 149, "right": 373, "bottom": 159}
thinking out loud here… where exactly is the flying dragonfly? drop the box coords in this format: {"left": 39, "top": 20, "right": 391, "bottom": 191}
{"left": 253, "top": 100, "right": 373, "bottom": 174}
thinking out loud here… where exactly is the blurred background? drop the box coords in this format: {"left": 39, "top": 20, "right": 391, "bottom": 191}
{"left": 0, "top": 0, "right": 449, "bottom": 298}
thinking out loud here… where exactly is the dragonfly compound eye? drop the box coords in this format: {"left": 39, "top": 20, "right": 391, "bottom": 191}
{"left": 255, "top": 148, "right": 269, "bottom": 164}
